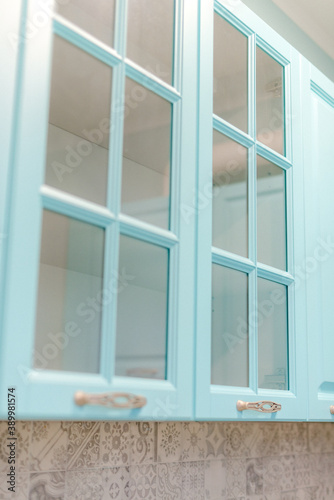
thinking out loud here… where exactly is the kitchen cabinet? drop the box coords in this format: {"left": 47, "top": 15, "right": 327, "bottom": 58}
{"left": 195, "top": 0, "right": 308, "bottom": 420}
{"left": 0, "top": 0, "right": 332, "bottom": 422}
{"left": 0, "top": 0, "right": 198, "bottom": 420}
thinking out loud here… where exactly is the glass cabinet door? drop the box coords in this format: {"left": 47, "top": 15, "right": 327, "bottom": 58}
{"left": 196, "top": 0, "right": 307, "bottom": 420}
{"left": 0, "top": 0, "right": 198, "bottom": 421}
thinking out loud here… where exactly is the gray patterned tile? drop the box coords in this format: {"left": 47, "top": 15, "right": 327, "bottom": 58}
{"left": 294, "top": 455, "right": 317, "bottom": 488}
{"left": 226, "top": 497, "right": 245, "bottom": 500}
{"left": 130, "top": 422, "right": 157, "bottom": 464}
{"left": 204, "top": 460, "right": 226, "bottom": 499}
{"left": 246, "top": 458, "right": 263, "bottom": 495}
{"left": 245, "top": 494, "right": 281, "bottom": 500}
{"left": 204, "top": 423, "right": 225, "bottom": 459}
{"left": 30, "top": 422, "right": 67, "bottom": 471}
{"left": 29, "top": 471, "right": 65, "bottom": 499}
{"left": 67, "top": 422, "right": 100, "bottom": 470}
{"left": 263, "top": 455, "right": 296, "bottom": 493}
{"left": 282, "top": 487, "right": 318, "bottom": 500}
{"left": 279, "top": 424, "right": 307, "bottom": 456}
{"left": 100, "top": 422, "right": 130, "bottom": 468}
{"left": 0, "top": 421, "right": 31, "bottom": 473}
{"left": 248, "top": 423, "right": 280, "bottom": 458}
{"left": 0, "top": 420, "right": 332, "bottom": 498}
{"left": 181, "top": 461, "right": 205, "bottom": 500}
{"left": 226, "top": 458, "right": 246, "bottom": 498}
{"left": 0, "top": 421, "right": 9, "bottom": 473}
{"left": 181, "top": 423, "right": 206, "bottom": 462}
{"left": 101, "top": 466, "right": 130, "bottom": 499}
{"left": 65, "top": 469, "right": 103, "bottom": 499}
{"left": 219, "top": 423, "right": 252, "bottom": 458}
{"left": 128, "top": 464, "right": 156, "bottom": 499}
{"left": 158, "top": 423, "right": 182, "bottom": 463}
{"left": 0, "top": 470, "right": 29, "bottom": 499}
{"left": 310, "top": 453, "right": 334, "bottom": 482}
{"left": 316, "top": 482, "right": 334, "bottom": 500}
{"left": 308, "top": 424, "right": 334, "bottom": 454}
{"left": 157, "top": 462, "right": 182, "bottom": 500}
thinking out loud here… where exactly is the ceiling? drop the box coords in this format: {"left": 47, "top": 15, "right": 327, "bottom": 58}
{"left": 272, "top": 0, "right": 334, "bottom": 59}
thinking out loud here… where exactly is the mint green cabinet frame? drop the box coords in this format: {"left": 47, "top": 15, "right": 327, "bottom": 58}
{"left": 0, "top": 1, "right": 24, "bottom": 340}
{"left": 0, "top": 0, "right": 198, "bottom": 420}
{"left": 195, "top": 0, "right": 308, "bottom": 421}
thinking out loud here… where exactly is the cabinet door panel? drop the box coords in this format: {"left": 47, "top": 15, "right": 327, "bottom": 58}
{"left": 257, "top": 157, "right": 286, "bottom": 271}
{"left": 34, "top": 211, "right": 104, "bottom": 373}
{"left": 304, "top": 65, "right": 334, "bottom": 420}
{"left": 56, "top": 0, "right": 116, "bottom": 47}
{"left": 196, "top": 0, "right": 307, "bottom": 421}
{"left": 115, "top": 236, "right": 169, "bottom": 380}
{"left": 0, "top": 0, "right": 197, "bottom": 421}
{"left": 213, "top": 13, "right": 248, "bottom": 132}
{"left": 211, "top": 265, "right": 249, "bottom": 387}
{"left": 258, "top": 279, "right": 288, "bottom": 390}
{"left": 256, "top": 46, "right": 284, "bottom": 155}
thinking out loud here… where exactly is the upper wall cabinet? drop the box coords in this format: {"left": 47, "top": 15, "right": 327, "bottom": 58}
{"left": 0, "top": 0, "right": 198, "bottom": 420}
{"left": 195, "top": 0, "right": 308, "bottom": 421}
{"left": 303, "top": 63, "right": 334, "bottom": 421}
{"left": 0, "top": 0, "right": 331, "bottom": 422}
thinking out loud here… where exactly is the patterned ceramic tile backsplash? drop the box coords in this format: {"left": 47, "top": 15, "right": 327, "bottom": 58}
{"left": 0, "top": 421, "right": 334, "bottom": 499}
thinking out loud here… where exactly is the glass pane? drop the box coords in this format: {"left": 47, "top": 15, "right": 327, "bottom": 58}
{"left": 127, "top": 0, "right": 174, "bottom": 84}
{"left": 115, "top": 236, "right": 168, "bottom": 379}
{"left": 256, "top": 46, "right": 284, "bottom": 155}
{"left": 56, "top": 0, "right": 115, "bottom": 47}
{"left": 34, "top": 211, "right": 104, "bottom": 373}
{"left": 211, "top": 265, "right": 248, "bottom": 387}
{"left": 122, "top": 78, "right": 171, "bottom": 229}
{"left": 213, "top": 14, "right": 248, "bottom": 133}
{"left": 45, "top": 36, "right": 112, "bottom": 206}
{"left": 212, "top": 131, "right": 248, "bottom": 257}
{"left": 258, "top": 279, "right": 288, "bottom": 390}
{"left": 257, "top": 156, "right": 286, "bottom": 270}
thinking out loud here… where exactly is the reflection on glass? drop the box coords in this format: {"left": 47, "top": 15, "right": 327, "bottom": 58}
{"left": 212, "top": 130, "right": 248, "bottom": 257}
{"left": 257, "top": 156, "right": 286, "bottom": 270}
{"left": 127, "top": 0, "right": 174, "bottom": 84}
{"left": 45, "top": 36, "right": 112, "bottom": 205}
{"left": 34, "top": 211, "right": 104, "bottom": 373}
{"left": 213, "top": 14, "right": 248, "bottom": 132}
{"left": 211, "top": 265, "right": 248, "bottom": 387}
{"left": 256, "top": 47, "right": 284, "bottom": 155}
{"left": 122, "top": 78, "right": 171, "bottom": 229}
{"left": 56, "top": 0, "right": 115, "bottom": 46}
{"left": 258, "top": 279, "right": 288, "bottom": 390}
{"left": 115, "top": 236, "right": 168, "bottom": 379}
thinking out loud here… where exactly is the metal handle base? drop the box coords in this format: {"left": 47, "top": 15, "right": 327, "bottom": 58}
{"left": 74, "top": 391, "right": 147, "bottom": 409}
{"left": 237, "top": 400, "right": 282, "bottom": 413}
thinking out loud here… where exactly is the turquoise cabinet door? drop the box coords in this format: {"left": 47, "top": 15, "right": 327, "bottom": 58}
{"left": 0, "top": 0, "right": 23, "bottom": 328}
{"left": 196, "top": 0, "right": 308, "bottom": 420}
{"left": 0, "top": 0, "right": 198, "bottom": 421}
{"left": 303, "top": 62, "right": 334, "bottom": 421}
